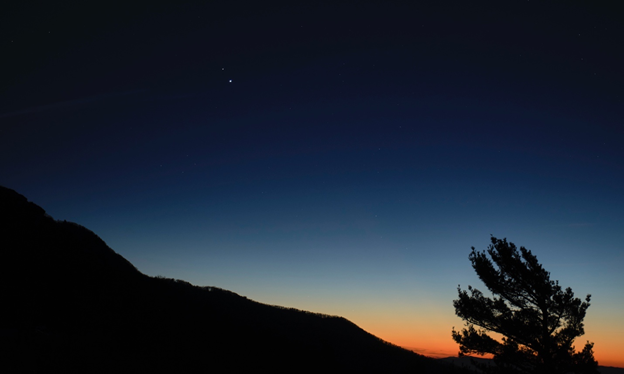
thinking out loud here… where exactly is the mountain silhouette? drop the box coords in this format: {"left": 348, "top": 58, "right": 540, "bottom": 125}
{"left": 0, "top": 186, "right": 473, "bottom": 373}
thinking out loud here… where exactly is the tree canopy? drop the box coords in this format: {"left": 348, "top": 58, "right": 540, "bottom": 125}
{"left": 452, "top": 237, "right": 598, "bottom": 374}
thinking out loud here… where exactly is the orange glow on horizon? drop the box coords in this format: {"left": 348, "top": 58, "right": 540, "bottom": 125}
{"left": 249, "top": 288, "right": 624, "bottom": 369}
{"left": 366, "top": 326, "right": 624, "bottom": 369}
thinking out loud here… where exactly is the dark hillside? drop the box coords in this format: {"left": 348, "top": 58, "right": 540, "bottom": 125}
{"left": 0, "top": 186, "right": 472, "bottom": 373}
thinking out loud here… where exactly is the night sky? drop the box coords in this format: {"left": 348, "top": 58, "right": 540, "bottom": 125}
{"left": 2, "top": 0, "right": 623, "bottom": 366}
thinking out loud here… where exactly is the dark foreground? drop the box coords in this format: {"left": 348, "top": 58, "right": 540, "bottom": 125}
{"left": 1, "top": 186, "right": 473, "bottom": 373}
{"left": 439, "top": 357, "right": 624, "bottom": 374}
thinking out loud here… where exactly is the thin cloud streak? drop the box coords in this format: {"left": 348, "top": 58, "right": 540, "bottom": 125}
{"left": 0, "top": 89, "right": 147, "bottom": 119}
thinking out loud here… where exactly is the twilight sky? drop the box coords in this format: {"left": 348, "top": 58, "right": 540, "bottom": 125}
{"left": 2, "top": 0, "right": 623, "bottom": 367}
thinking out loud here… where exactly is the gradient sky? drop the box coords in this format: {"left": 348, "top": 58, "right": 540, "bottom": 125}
{"left": 2, "top": 1, "right": 623, "bottom": 367}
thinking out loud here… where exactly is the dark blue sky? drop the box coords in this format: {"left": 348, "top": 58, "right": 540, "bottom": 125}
{"left": 2, "top": 0, "right": 623, "bottom": 364}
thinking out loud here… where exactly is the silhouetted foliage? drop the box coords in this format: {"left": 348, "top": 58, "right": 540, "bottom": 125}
{"left": 0, "top": 185, "right": 474, "bottom": 374}
{"left": 452, "top": 237, "right": 599, "bottom": 374}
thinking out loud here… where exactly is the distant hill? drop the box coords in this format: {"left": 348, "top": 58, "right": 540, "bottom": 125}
{"left": 438, "top": 356, "right": 624, "bottom": 374}
{"left": 0, "top": 186, "right": 473, "bottom": 374}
